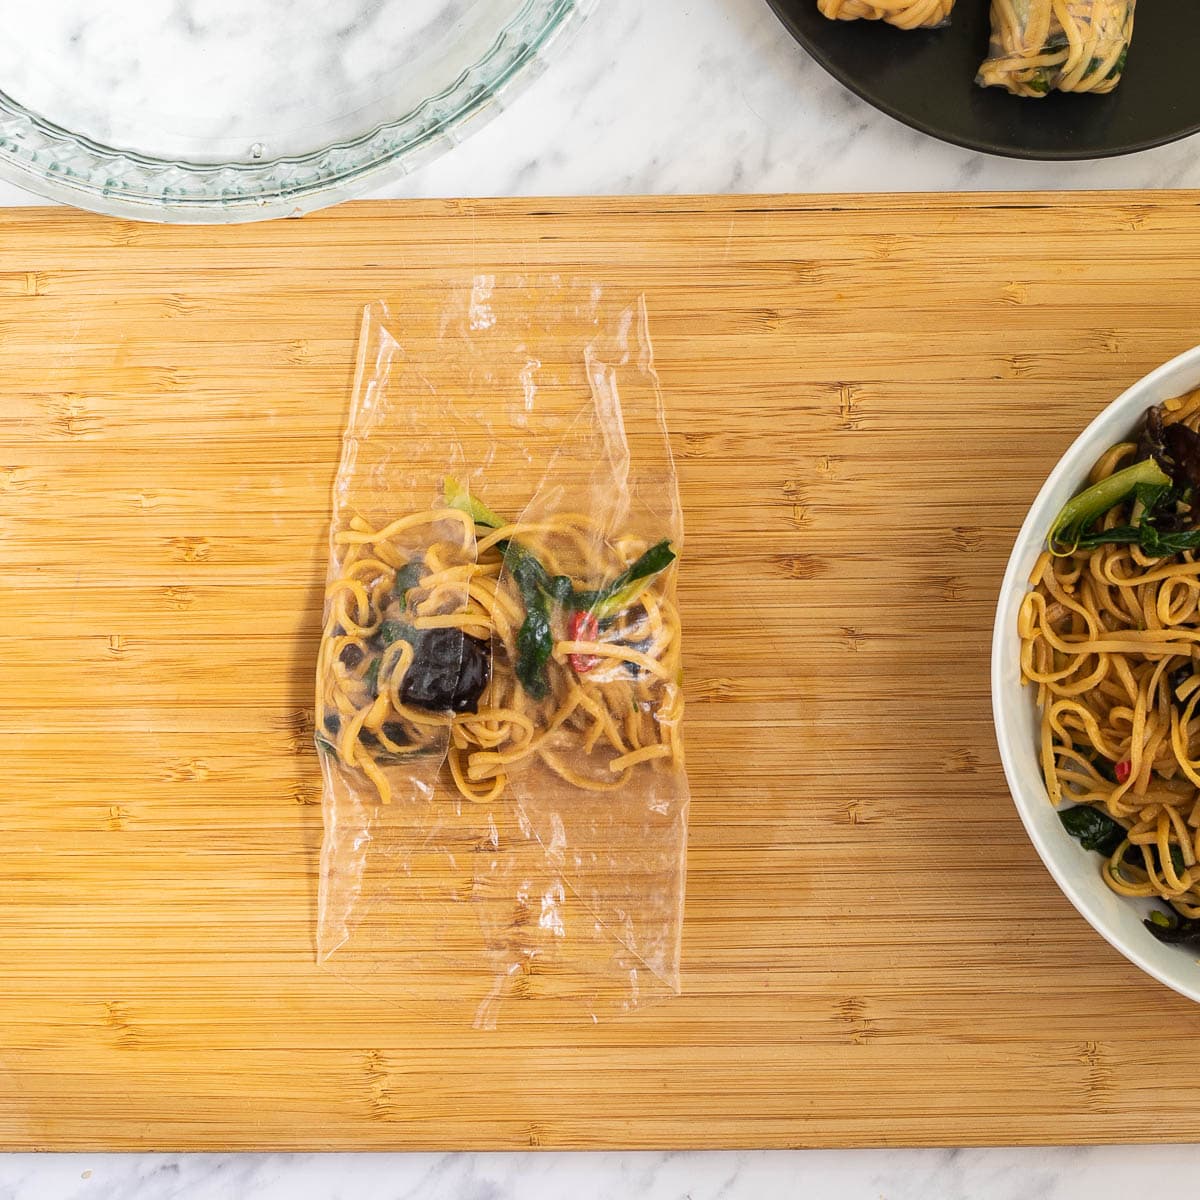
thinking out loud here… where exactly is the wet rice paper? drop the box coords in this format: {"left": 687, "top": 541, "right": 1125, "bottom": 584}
{"left": 977, "top": 0, "right": 1135, "bottom": 96}
{"left": 817, "top": 0, "right": 955, "bottom": 29}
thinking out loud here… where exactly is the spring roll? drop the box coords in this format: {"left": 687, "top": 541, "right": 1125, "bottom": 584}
{"left": 977, "top": 0, "right": 1135, "bottom": 96}
{"left": 818, "top": 0, "right": 955, "bottom": 30}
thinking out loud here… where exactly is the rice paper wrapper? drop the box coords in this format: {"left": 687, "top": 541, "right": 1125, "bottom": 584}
{"left": 315, "top": 281, "right": 689, "bottom": 1026}
{"left": 977, "top": 0, "right": 1135, "bottom": 96}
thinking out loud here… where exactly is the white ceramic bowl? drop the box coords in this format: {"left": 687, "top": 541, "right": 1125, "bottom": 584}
{"left": 993, "top": 343, "right": 1200, "bottom": 1003}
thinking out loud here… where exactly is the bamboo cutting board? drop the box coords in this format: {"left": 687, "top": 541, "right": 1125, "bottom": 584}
{"left": 5, "top": 194, "right": 1200, "bottom": 1150}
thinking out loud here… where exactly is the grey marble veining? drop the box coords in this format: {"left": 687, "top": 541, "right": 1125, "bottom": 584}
{"left": 2, "top": 1146, "right": 1200, "bottom": 1198}
{"left": 0, "top": 0, "right": 520, "bottom": 162}
{"left": 365, "top": 0, "right": 1200, "bottom": 199}
{"left": 0, "top": 1, "right": 1196, "bottom": 1195}
{"left": 0, "top": 0, "right": 1193, "bottom": 207}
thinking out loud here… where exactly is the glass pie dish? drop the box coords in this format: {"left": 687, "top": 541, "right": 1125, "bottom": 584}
{"left": 0, "top": 0, "right": 592, "bottom": 223}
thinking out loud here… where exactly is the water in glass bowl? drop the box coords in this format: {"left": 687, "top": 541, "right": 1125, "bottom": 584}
{"left": 0, "top": 0, "right": 587, "bottom": 220}
{"left": 0, "top": 0, "right": 549, "bottom": 163}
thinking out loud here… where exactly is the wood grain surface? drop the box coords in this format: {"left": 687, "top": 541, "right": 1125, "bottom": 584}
{"left": 3, "top": 194, "right": 1200, "bottom": 1149}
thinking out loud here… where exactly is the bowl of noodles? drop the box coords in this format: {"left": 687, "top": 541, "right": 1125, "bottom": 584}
{"left": 994, "top": 343, "right": 1200, "bottom": 1003}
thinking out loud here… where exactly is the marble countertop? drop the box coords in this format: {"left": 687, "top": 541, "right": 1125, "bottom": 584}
{"left": 0, "top": 0, "right": 1195, "bottom": 212}
{"left": 362, "top": 0, "right": 1200, "bottom": 201}
{"left": 1, "top": 1, "right": 1196, "bottom": 1196}
{"left": 4, "top": 1145, "right": 1199, "bottom": 1199}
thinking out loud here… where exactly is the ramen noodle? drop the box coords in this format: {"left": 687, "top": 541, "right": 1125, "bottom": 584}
{"left": 978, "top": 0, "right": 1135, "bottom": 96}
{"left": 1020, "top": 390, "right": 1200, "bottom": 948}
{"left": 316, "top": 485, "right": 683, "bottom": 808}
{"left": 818, "top": 0, "right": 954, "bottom": 28}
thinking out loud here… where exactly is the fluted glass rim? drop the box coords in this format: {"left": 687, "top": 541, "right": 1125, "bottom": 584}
{"left": 0, "top": 0, "right": 593, "bottom": 224}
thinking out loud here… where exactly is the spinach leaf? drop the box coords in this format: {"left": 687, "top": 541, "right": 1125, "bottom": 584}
{"left": 1117, "top": 841, "right": 1187, "bottom": 877}
{"left": 393, "top": 560, "right": 424, "bottom": 597}
{"left": 1049, "top": 458, "right": 1171, "bottom": 553}
{"left": 499, "top": 539, "right": 550, "bottom": 590}
{"left": 1075, "top": 524, "right": 1200, "bottom": 557}
{"left": 1058, "top": 805, "right": 1126, "bottom": 856}
{"left": 363, "top": 657, "right": 381, "bottom": 697}
{"left": 378, "top": 620, "right": 419, "bottom": 647}
{"left": 1059, "top": 806, "right": 1187, "bottom": 877}
{"left": 1144, "top": 908, "right": 1200, "bottom": 947}
{"left": 438, "top": 482, "right": 675, "bottom": 694}
{"left": 1132, "top": 480, "right": 1172, "bottom": 519}
{"left": 1057, "top": 405, "right": 1200, "bottom": 548}
{"left": 1060, "top": 801, "right": 1190, "bottom": 878}
{"left": 515, "top": 599, "right": 553, "bottom": 701}
{"left": 546, "top": 574, "right": 576, "bottom": 605}
{"left": 498, "top": 538, "right": 676, "bottom": 694}
{"left": 505, "top": 545, "right": 553, "bottom": 700}
{"left": 571, "top": 540, "right": 677, "bottom": 618}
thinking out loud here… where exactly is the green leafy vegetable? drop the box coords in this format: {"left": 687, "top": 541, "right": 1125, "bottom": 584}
{"left": 515, "top": 603, "right": 553, "bottom": 701}
{"left": 1059, "top": 805, "right": 1190, "bottom": 879}
{"left": 1073, "top": 524, "right": 1200, "bottom": 557}
{"left": 363, "top": 657, "right": 381, "bottom": 697}
{"left": 378, "top": 620, "right": 419, "bottom": 647}
{"left": 1143, "top": 908, "right": 1200, "bottom": 947}
{"left": 1070, "top": 424, "right": 1200, "bottom": 554}
{"left": 443, "top": 477, "right": 504, "bottom": 530}
{"left": 497, "top": 538, "right": 547, "bottom": 587}
{"left": 443, "top": 483, "right": 552, "bottom": 710}
{"left": 1120, "top": 841, "right": 1186, "bottom": 879}
{"left": 546, "top": 574, "right": 576, "bottom": 605}
{"left": 1131, "top": 480, "right": 1172, "bottom": 520}
{"left": 1049, "top": 458, "right": 1171, "bottom": 554}
{"left": 500, "top": 538, "right": 676, "bottom": 696}
{"left": 439, "top": 485, "right": 675, "bottom": 697}
{"left": 1058, "top": 805, "right": 1126, "bottom": 856}
{"left": 315, "top": 736, "right": 336, "bottom": 756}
{"left": 506, "top": 548, "right": 553, "bottom": 701}
{"left": 572, "top": 540, "right": 677, "bottom": 619}
{"left": 393, "top": 560, "right": 425, "bottom": 597}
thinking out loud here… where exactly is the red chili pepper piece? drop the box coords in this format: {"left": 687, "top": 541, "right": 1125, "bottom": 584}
{"left": 1115, "top": 759, "right": 1131, "bottom": 784}
{"left": 568, "top": 610, "right": 601, "bottom": 674}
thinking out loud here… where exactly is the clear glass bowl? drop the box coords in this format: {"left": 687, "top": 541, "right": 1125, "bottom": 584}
{"left": 0, "top": 0, "right": 592, "bottom": 223}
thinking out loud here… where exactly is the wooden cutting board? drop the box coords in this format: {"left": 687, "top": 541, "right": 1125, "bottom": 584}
{"left": 5, "top": 194, "right": 1200, "bottom": 1150}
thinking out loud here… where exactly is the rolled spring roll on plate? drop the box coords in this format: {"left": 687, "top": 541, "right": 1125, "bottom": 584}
{"left": 978, "top": 0, "right": 1135, "bottom": 96}
{"left": 818, "top": 0, "right": 955, "bottom": 30}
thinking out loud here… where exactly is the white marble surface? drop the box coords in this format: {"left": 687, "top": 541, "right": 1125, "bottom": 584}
{"left": 2, "top": 1, "right": 1198, "bottom": 1195}
{"left": 363, "top": 0, "right": 1200, "bottom": 199}
{"left": 3, "top": 1146, "right": 1200, "bottom": 1198}
{"left": 0, "top": 0, "right": 1197, "bottom": 210}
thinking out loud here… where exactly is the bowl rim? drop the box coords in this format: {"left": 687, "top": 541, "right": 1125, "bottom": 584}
{"left": 0, "top": 0, "right": 594, "bottom": 224}
{"left": 991, "top": 341, "right": 1200, "bottom": 1004}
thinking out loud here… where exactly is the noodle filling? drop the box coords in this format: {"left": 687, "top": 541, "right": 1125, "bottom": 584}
{"left": 1021, "top": 391, "right": 1200, "bottom": 947}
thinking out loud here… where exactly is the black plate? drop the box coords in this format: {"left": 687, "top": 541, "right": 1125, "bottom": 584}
{"left": 765, "top": 2, "right": 1200, "bottom": 160}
